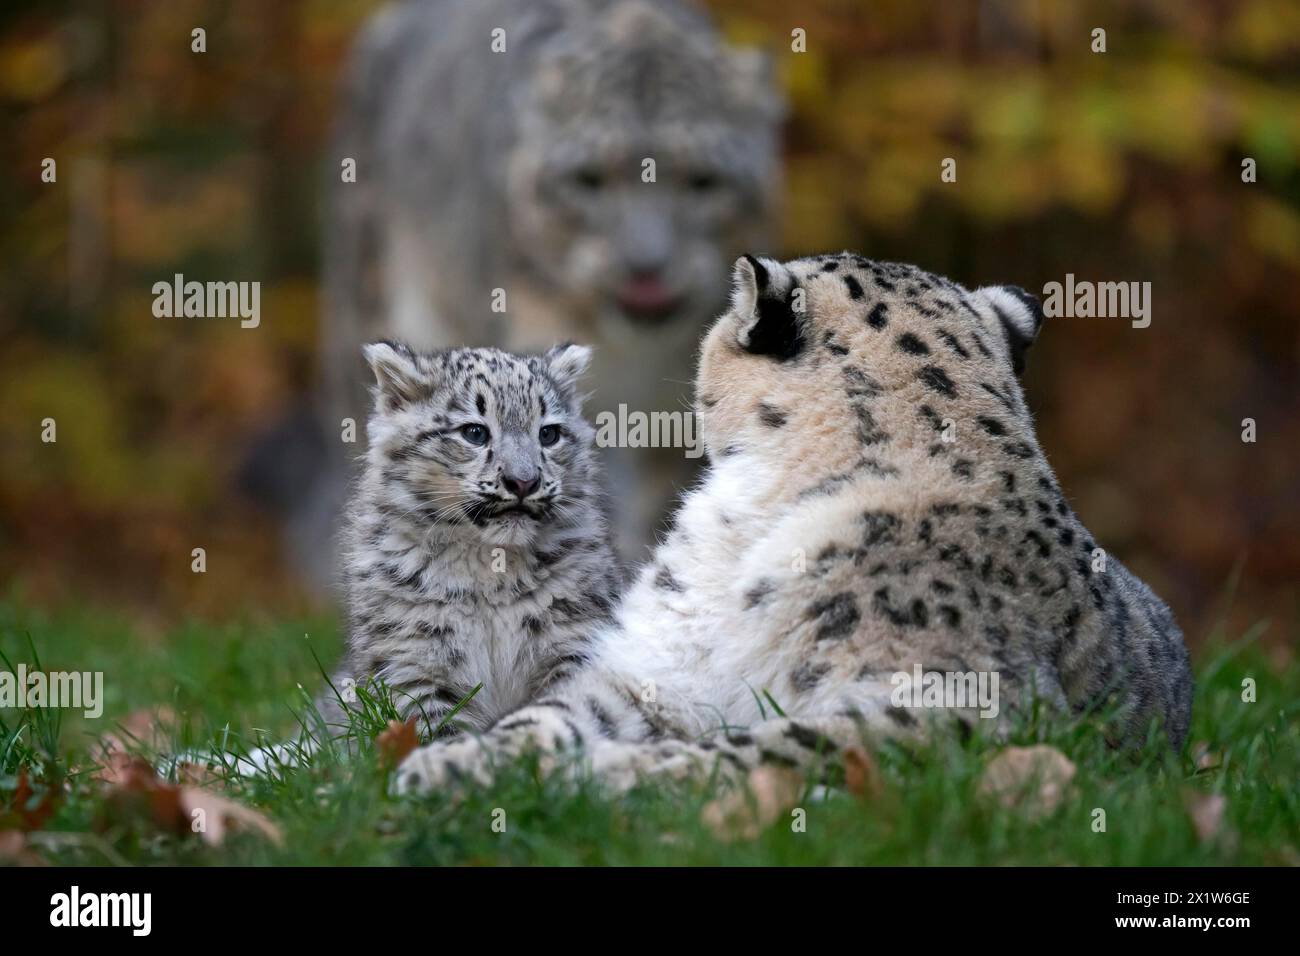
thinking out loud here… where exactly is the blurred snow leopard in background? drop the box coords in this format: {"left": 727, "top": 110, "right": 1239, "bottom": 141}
{"left": 265, "top": 0, "right": 784, "bottom": 586}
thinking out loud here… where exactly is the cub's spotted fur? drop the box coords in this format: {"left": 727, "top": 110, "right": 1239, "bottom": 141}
{"left": 332, "top": 342, "right": 623, "bottom": 736}
{"left": 395, "top": 254, "right": 1193, "bottom": 794}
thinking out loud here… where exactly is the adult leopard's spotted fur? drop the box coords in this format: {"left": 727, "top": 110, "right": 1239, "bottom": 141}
{"left": 394, "top": 253, "right": 1193, "bottom": 795}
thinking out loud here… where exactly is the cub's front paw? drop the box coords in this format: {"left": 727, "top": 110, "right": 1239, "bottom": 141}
{"left": 391, "top": 737, "right": 488, "bottom": 796}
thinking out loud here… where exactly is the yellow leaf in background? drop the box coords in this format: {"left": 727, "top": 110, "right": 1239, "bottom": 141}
{"left": 1052, "top": 140, "right": 1124, "bottom": 216}
{"left": 1128, "top": 199, "right": 1178, "bottom": 255}
{"left": 972, "top": 75, "right": 1048, "bottom": 148}
{"left": 1247, "top": 195, "right": 1300, "bottom": 267}
{"left": 0, "top": 37, "right": 67, "bottom": 102}
{"left": 1226, "top": 0, "right": 1300, "bottom": 60}
{"left": 1124, "top": 63, "right": 1214, "bottom": 165}
{"left": 854, "top": 150, "right": 926, "bottom": 229}
{"left": 877, "top": 60, "right": 962, "bottom": 129}
{"left": 784, "top": 46, "right": 829, "bottom": 109}
{"left": 782, "top": 157, "right": 853, "bottom": 251}
{"left": 962, "top": 150, "right": 1051, "bottom": 223}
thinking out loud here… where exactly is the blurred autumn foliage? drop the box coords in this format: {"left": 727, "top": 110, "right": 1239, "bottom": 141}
{"left": 0, "top": 0, "right": 1297, "bottom": 646}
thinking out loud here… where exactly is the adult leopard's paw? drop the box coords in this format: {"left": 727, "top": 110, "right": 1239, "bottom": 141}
{"left": 391, "top": 737, "right": 489, "bottom": 796}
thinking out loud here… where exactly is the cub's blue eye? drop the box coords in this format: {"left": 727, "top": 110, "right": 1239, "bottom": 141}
{"left": 461, "top": 424, "right": 490, "bottom": 446}
{"left": 539, "top": 424, "right": 561, "bottom": 447}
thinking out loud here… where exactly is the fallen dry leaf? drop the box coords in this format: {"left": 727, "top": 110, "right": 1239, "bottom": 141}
{"left": 97, "top": 757, "right": 187, "bottom": 833}
{"left": 1182, "top": 790, "right": 1227, "bottom": 843}
{"left": 843, "top": 745, "right": 884, "bottom": 799}
{"left": 977, "top": 745, "right": 1076, "bottom": 819}
{"left": 179, "top": 787, "right": 283, "bottom": 847}
{"left": 1189, "top": 741, "right": 1221, "bottom": 773}
{"left": 174, "top": 761, "right": 225, "bottom": 787}
{"left": 96, "top": 755, "right": 281, "bottom": 848}
{"left": 93, "top": 748, "right": 141, "bottom": 788}
{"left": 91, "top": 707, "right": 177, "bottom": 785}
{"left": 0, "top": 771, "right": 60, "bottom": 832}
{"left": 376, "top": 717, "right": 419, "bottom": 767}
{"left": 701, "top": 765, "right": 804, "bottom": 841}
{"left": 0, "top": 830, "right": 46, "bottom": 866}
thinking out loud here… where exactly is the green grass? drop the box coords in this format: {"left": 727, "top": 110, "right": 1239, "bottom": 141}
{"left": 1, "top": 595, "right": 1297, "bottom": 866}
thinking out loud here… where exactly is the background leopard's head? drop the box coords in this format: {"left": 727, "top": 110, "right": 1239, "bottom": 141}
{"left": 695, "top": 253, "right": 1046, "bottom": 495}
{"left": 506, "top": 0, "right": 782, "bottom": 329}
{"left": 362, "top": 342, "right": 599, "bottom": 547}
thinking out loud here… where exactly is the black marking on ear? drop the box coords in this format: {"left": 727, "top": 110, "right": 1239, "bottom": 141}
{"left": 743, "top": 254, "right": 770, "bottom": 290}
{"left": 992, "top": 305, "right": 1027, "bottom": 374}
{"left": 1004, "top": 285, "right": 1045, "bottom": 332}
{"left": 992, "top": 287, "right": 1043, "bottom": 376}
{"left": 745, "top": 286, "right": 804, "bottom": 361}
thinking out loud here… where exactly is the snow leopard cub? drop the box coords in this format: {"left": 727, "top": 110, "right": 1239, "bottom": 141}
{"left": 332, "top": 341, "right": 623, "bottom": 738}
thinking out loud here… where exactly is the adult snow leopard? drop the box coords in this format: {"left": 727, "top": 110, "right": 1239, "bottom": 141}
{"left": 315, "top": 0, "right": 783, "bottom": 573}
{"left": 394, "top": 253, "right": 1193, "bottom": 795}
{"left": 329, "top": 341, "right": 623, "bottom": 738}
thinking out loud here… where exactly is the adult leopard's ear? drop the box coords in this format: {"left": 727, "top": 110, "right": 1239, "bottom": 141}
{"left": 721, "top": 47, "right": 786, "bottom": 124}
{"left": 542, "top": 341, "right": 593, "bottom": 394}
{"left": 974, "top": 285, "right": 1043, "bottom": 376}
{"left": 729, "top": 255, "right": 804, "bottom": 360}
{"left": 363, "top": 340, "right": 429, "bottom": 409}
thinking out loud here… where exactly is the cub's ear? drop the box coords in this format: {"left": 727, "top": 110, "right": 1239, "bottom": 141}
{"left": 729, "top": 255, "right": 804, "bottom": 360}
{"left": 542, "top": 342, "right": 593, "bottom": 393}
{"left": 973, "top": 285, "right": 1043, "bottom": 375}
{"left": 362, "top": 341, "right": 429, "bottom": 409}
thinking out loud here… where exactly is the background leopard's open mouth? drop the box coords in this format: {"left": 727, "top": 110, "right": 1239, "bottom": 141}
{"left": 614, "top": 276, "right": 686, "bottom": 323}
